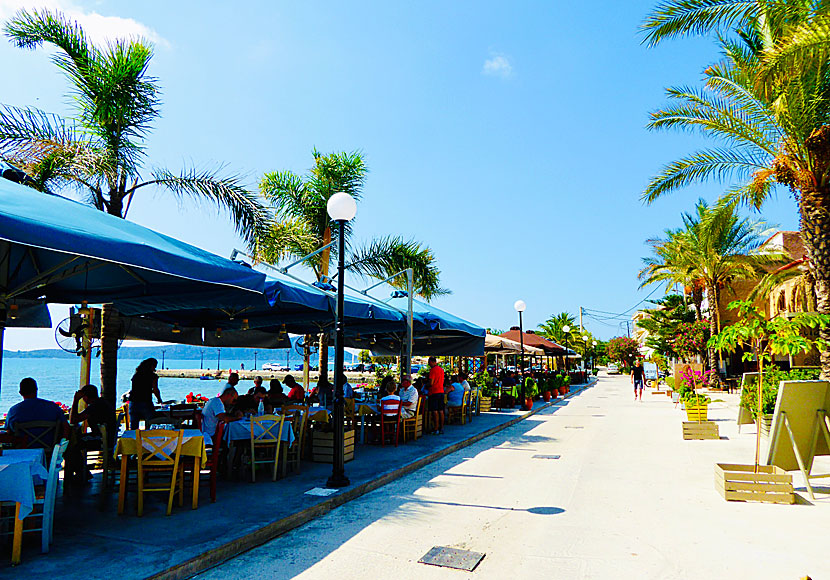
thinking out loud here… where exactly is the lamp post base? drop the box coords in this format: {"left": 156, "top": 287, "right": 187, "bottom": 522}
{"left": 326, "top": 472, "right": 351, "bottom": 488}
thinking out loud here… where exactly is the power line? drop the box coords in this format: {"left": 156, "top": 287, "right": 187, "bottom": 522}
{"left": 582, "top": 285, "right": 663, "bottom": 320}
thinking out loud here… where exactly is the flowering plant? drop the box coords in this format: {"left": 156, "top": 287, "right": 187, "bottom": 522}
{"left": 671, "top": 320, "right": 709, "bottom": 362}
{"left": 55, "top": 401, "right": 71, "bottom": 412}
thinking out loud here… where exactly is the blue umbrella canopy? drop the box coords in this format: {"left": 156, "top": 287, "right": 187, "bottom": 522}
{"left": 349, "top": 296, "right": 485, "bottom": 356}
{"left": 0, "top": 178, "right": 266, "bottom": 305}
{"left": 117, "top": 274, "right": 406, "bottom": 344}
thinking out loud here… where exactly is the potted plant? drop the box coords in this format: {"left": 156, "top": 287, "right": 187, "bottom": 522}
{"left": 709, "top": 301, "right": 830, "bottom": 503}
{"left": 521, "top": 376, "right": 537, "bottom": 410}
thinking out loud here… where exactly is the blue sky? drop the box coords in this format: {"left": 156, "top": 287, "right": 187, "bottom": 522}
{"left": 0, "top": 0, "right": 801, "bottom": 350}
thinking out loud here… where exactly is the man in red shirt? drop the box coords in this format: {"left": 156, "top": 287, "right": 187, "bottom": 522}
{"left": 427, "top": 357, "right": 445, "bottom": 435}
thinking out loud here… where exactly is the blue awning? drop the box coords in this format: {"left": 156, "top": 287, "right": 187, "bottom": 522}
{"left": 0, "top": 178, "right": 266, "bottom": 306}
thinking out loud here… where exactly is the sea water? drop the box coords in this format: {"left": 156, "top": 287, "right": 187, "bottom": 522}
{"left": 0, "top": 358, "right": 261, "bottom": 415}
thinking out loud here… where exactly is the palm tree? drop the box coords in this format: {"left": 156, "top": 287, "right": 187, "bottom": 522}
{"left": 641, "top": 0, "right": 830, "bottom": 376}
{"left": 252, "top": 149, "right": 446, "bottom": 376}
{"left": 537, "top": 312, "right": 577, "bottom": 345}
{"left": 0, "top": 9, "right": 269, "bottom": 404}
{"left": 639, "top": 228, "right": 705, "bottom": 321}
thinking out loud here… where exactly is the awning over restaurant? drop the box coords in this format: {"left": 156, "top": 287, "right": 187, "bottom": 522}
{"left": 497, "top": 329, "right": 568, "bottom": 355}
{"left": 484, "top": 333, "right": 544, "bottom": 355}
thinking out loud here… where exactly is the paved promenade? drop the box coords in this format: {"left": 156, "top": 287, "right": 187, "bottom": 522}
{"left": 197, "top": 373, "right": 830, "bottom": 580}
{"left": 5, "top": 387, "right": 589, "bottom": 579}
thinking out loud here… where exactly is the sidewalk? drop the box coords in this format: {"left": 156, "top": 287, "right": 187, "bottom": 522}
{"left": 193, "top": 373, "right": 830, "bottom": 580}
{"left": 3, "top": 381, "right": 596, "bottom": 580}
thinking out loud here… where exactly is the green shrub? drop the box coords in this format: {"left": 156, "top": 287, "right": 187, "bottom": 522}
{"left": 740, "top": 367, "right": 821, "bottom": 416}
{"left": 665, "top": 377, "right": 675, "bottom": 390}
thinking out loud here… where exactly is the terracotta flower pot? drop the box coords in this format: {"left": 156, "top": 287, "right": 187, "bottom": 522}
{"left": 526, "top": 396, "right": 534, "bottom": 409}
{"left": 543, "top": 391, "right": 552, "bottom": 402}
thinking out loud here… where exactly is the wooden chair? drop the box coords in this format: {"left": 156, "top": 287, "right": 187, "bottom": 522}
{"left": 183, "top": 421, "right": 226, "bottom": 503}
{"left": 380, "top": 398, "right": 402, "bottom": 447}
{"left": 402, "top": 396, "right": 423, "bottom": 443}
{"left": 13, "top": 420, "right": 62, "bottom": 460}
{"left": 120, "top": 402, "right": 130, "bottom": 430}
{"left": 169, "top": 404, "right": 199, "bottom": 428}
{"left": 282, "top": 405, "right": 308, "bottom": 473}
{"left": 447, "top": 390, "right": 470, "bottom": 425}
{"left": 136, "top": 429, "right": 184, "bottom": 516}
{"left": 249, "top": 414, "right": 285, "bottom": 482}
{"left": 344, "top": 397, "right": 356, "bottom": 430}
{"left": 0, "top": 439, "right": 69, "bottom": 560}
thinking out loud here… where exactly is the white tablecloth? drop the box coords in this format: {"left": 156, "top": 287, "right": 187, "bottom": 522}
{"left": 224, "top": 420, "right": 295, "bottom": 446}
{"left": 0, "top": 449, "right": 48, "bottom": 519}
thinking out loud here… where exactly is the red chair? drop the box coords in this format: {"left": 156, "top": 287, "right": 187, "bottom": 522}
{"left": 208, "top": 421, "right": 226, "bottom": 502}
{"left": 380, "top": 398, "right": 402, "bottom": 447}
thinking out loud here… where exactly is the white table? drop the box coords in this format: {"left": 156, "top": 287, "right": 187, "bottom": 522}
{"left": 0, "top": 449, "right": 48, "bottom": 564}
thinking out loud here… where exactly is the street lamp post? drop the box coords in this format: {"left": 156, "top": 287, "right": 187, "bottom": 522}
{"left": 592, "top": 340, "right": 598, "bottom": 371}
{"left": 582, "top": 334, "right": 589, "bottom": 380}
{"left": 161, "top": 350, "right": 165, "bottom": 370}
{"left": 514, "top": 300, "right": 526, "bottom": 376}
{"left": 326, "top": 191, "right": 356, "bottom": 488}
{"left": 254, "top": 351, "right": 258, "bottom": 371}
{"left": 562, "top": 325, "right": 571, "bottom": 375}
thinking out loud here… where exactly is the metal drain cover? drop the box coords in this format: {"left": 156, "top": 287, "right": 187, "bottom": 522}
{"left": 532, "top": 454, "right": 561, "bottom": 459}
{"left": 564, "top": 426, "right": 584, "bottom": 429}
{"left": 419, "top": 546, "right": 485, "bottom": 571}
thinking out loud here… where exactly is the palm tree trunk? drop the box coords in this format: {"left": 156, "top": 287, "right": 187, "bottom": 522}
{"left": 99, "top": 193, "right": 125, "bottom": 407}
{"left": 99, "top": 303, "right": 120, "bottom": 407}
{"left": 706, "top": 283, "right": 718, "bottom": 372}
{"left": 799, "top": 182, "right": 830, "bottom": 380}
{"left": 318, "top": 227, "right": 332, "bottom": 379}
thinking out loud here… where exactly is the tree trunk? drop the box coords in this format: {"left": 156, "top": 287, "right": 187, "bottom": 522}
{"left": 99, "top": 193, "right": 125, "bottom": 407}
{"left": 99, "top": 303, "right": 120, "bottom": 407}
{"left": 318, "top": 227, "right": 332, "bottom": 380}
{"left": 706, "top": 283, "right": 718, "bottom": 372}
{"left": 798, "top": 178, "right": 830, "bottom": 379}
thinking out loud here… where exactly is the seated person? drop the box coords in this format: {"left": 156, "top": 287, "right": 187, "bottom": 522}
{"left": 5, "top": 377, "right": 70, "bottom": 442}
{"left": 67, "top": 384, "right": 117, "bottom": 482}
{"left": 459, "top": 372, "right": 472, "bottom": 392}
{"left": 201, "top": 385, "right": 243, "bottom": 439}
{"left": 252, "top": 385, "right": 273, "bottom": 414}
{"left": 338, "top": 373, "right": 354, "bottom": 399}
{"left": 284, "top": 374, "right": 305, "bottom": 402}
{"left": 315, "top": 377, "right": 334, "bottom": 406}
{"left": 398, "top": 375, "right": 420, "bottom": 419}
{"left": 268, "top": 378, "right": 286, "bottom": 405}
{"left": 446, "top": 374, "right": 464, "bottom": 408}
{"left": 380, "top": 379, "right": 401, "bottom": 415}
{"left": 232, "top": 394, "right": 257, "bottom": 416}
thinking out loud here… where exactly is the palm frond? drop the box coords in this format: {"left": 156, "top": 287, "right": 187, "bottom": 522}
{"left": 249, "top": 218, "right": 319, "bottom": 267}
{"left": 642, "top": 147, "right": 772, "bottom": 203}
{"left": 641, "top": 0, "right": 760, "bottom": 46}
{"left": 345, "top": 236, "right": 448, "bottom": 300}
{"left": 139, "top": 166, "right": 270, "bottom": 244}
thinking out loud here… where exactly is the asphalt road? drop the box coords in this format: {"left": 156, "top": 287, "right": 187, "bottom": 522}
{"left": 195, "top": 374, "right": 830, "bottom": 580}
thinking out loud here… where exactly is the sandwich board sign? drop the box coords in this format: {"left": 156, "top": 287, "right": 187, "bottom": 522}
{"left": 737, "top": 372, "right": 759, "bottom": 431}
{"left": 766, "top": 380, "right": 830, "bottom": 500}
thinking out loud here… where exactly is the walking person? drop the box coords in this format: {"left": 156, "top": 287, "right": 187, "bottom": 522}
{"left": 631, "top": 360, "right": 645, "bottom": 401}
{"left": 129, "top": 358, "right": 162, "bottom": 427}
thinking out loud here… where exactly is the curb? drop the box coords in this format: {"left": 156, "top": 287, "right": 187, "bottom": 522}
{"left": 148, "top": 379, "right": 597, "bottom": 580}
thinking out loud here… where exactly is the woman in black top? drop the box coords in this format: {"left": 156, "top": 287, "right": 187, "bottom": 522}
{"left": 129, "top": 358, "right": 162, "bottom": 426}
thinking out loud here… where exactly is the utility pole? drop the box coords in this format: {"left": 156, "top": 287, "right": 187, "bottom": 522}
{"left": 579, "top": 306, "right": 584, "bottom": 333}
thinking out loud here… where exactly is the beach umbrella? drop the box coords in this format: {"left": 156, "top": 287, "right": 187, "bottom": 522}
{"left": 0, "top": 176, "right": 268, "bottom": 398}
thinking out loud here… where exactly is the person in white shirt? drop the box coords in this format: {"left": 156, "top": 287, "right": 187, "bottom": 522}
{"left": 399, "top": 375, "right": 420, "bottom": 419}
{"left": 201, "top": 385, "right": 243, "bottom": 439}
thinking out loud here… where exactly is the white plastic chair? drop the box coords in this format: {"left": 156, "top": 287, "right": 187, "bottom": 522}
{"left": 36, "top": 439, "right": 68, "bottom": 552}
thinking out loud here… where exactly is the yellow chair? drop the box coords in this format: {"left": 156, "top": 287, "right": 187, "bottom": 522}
{"left": 136, "top": 429, "right": 184, "bottom": 516}
{"left": 402, "top": 397, "right": 423, "bottom": 442}
{"left": 447, "top": 390, "right": 470, "bottom": 425}
{"left": 250, "top": 414, "right": 285, "bottom": 482}
{"left": 281, "top": 405, "right": 308, "bottom": 476}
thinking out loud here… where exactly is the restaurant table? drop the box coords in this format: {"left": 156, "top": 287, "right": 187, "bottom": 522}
{"left": 223, "top": 418, "right": 295, "bottom": 446}
{"left": 114, "top": 429, "right": 207, "bottom": 514}
{"left": 0, "top": 449, "right": 48, "bottom": 564}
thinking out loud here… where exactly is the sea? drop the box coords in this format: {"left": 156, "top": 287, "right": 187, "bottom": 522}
{"left": 0, "top": 354, "right": 355, "bottom": 415}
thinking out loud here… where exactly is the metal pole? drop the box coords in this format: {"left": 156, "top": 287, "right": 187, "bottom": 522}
{"left": 161, "top": 350, "right": 165, "bottom": 370}
{"left": 217, "top": 349, "right": 221, "bottom": 372}
{"left": 200, "top": 351, "right": 203, "bottom": 370}
{"left": 405, "top": 268, "right": 414, "bottom": 380}
{"left": 254, "top": 351, "right": 257, "bottom": 371}
{"left": 518, "top": 312, "right": 525, "bottom": 375}
{"left": 327, "top": 219, "right": 350, "bottom": 488}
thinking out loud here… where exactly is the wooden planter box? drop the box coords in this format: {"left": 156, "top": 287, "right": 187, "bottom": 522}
{"left": 312, "top": 429, "right": 355, "bottom": 463}
{"left": 682, "top": 421, "right": 719, "bottom": 440}
{"left": 479, "top": 397, "right": 491, "bottom": 412}
{"left": 714, "top": 463, "right": 795, "bottom": 504}
{"left": 760, "top": 414, "right": 773, "bottom": 438}
{"left": 685, "top": 405, "right": 708, "bottom": 421}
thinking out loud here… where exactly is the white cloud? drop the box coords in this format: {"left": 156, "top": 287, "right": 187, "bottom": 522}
{"left": 482, "top": 54, "right": 512, "bottom": 78}
{"left": 0, "top": 0, "right": 168, "bottom": 48}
